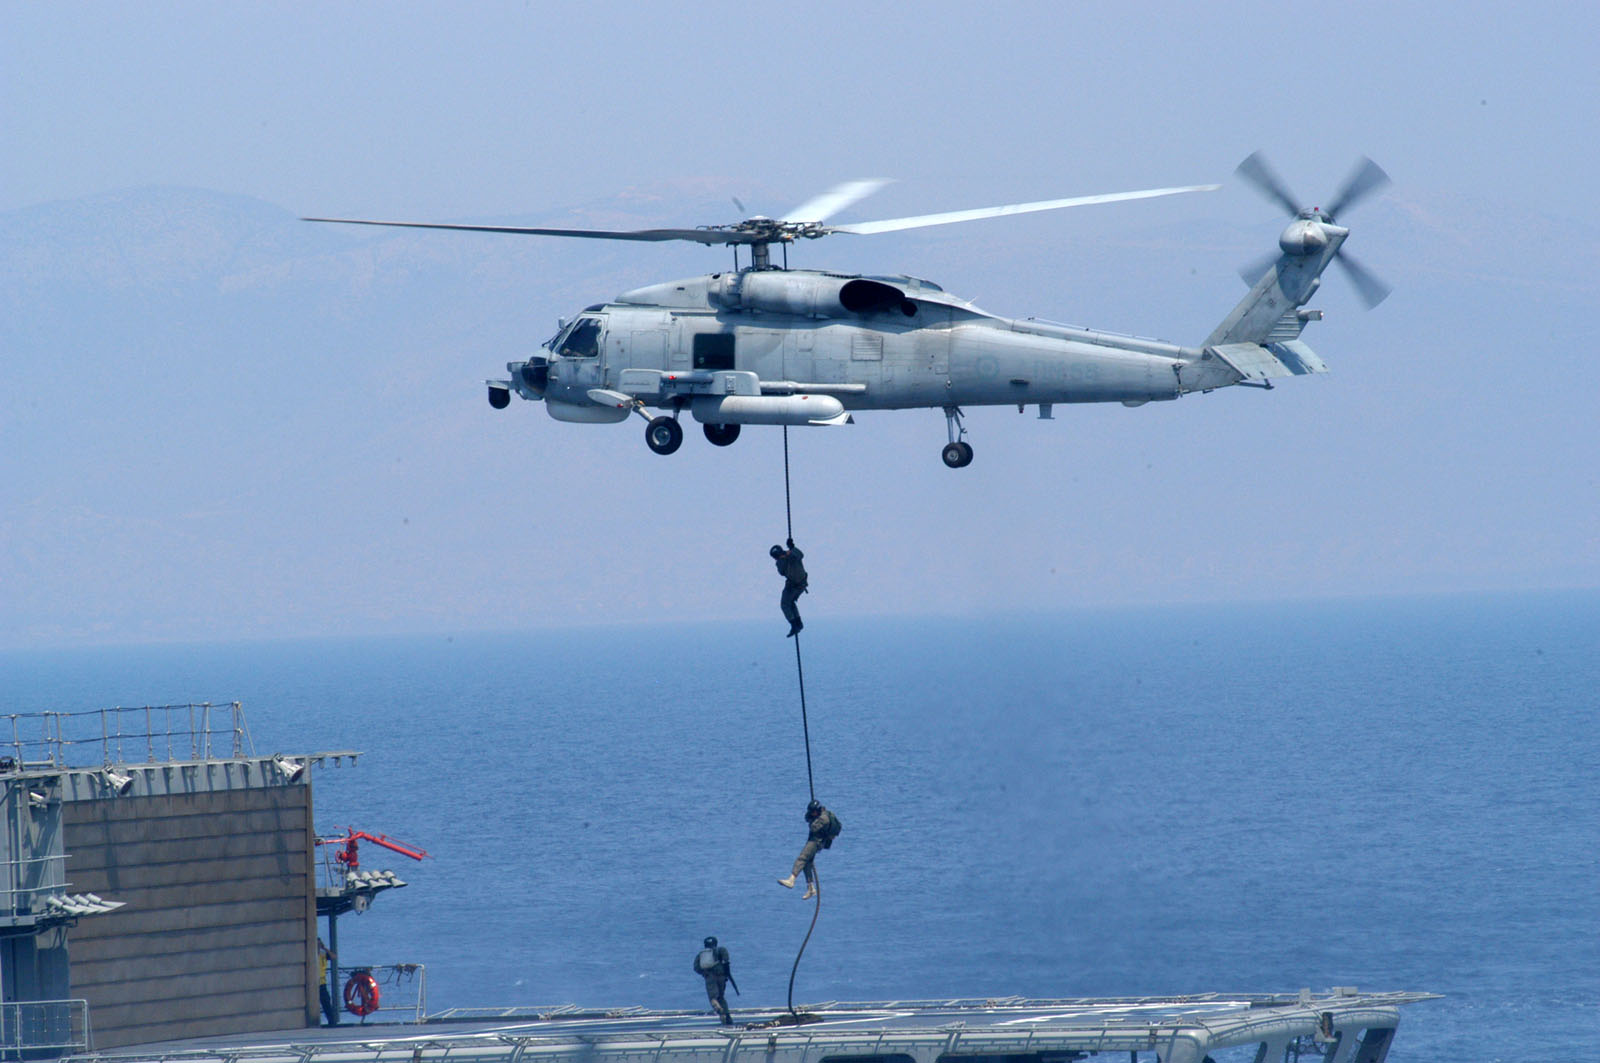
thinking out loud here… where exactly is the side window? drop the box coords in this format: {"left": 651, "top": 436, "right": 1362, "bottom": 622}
{"left": 693, "top": 332, "right": 735, "bottom": 370}
{"left": 560, "top": 319, "right": 601, "bottom": 358}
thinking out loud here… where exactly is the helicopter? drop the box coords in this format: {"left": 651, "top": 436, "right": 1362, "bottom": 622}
{"left": 305, "top": 154, "right": 1389, "bottom": 468}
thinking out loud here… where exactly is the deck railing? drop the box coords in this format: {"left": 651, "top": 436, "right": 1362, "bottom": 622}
{"left": 0, "top": 703, "right": 251, "bottom": 771}
{"left": 0, "top": 999, "right": 90, "bottom": 1059}
{"left": 331, "top": 964, "right": 427, "bottom": 1025}
{"left": 0, "top": 854, "right": 69, "bottom": 921}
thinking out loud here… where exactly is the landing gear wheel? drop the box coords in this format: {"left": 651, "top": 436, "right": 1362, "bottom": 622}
{"left": 703, "top": 422, "right": 741, "bottom": 447}
{"left": 941, "top": 441, "right": 973, "bottom": 468}
{"left": 646, "top": 416, "right": 683, "bottom": 455}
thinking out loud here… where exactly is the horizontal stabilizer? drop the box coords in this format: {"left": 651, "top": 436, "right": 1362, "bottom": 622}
{"left": 1208, "top": 340, "right": 1328, "bottom": 383}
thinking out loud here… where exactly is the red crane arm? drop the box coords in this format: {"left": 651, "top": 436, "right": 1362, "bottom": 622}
{"left": 347, "top": 830, "right": 430, "bottom": 861}
{"left": 316, "top": 829, "right": 430, "bottom": 869}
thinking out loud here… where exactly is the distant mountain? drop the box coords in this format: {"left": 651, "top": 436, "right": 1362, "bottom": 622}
{"left": 2, "top": 182, "right": 1593, "bottom": 647}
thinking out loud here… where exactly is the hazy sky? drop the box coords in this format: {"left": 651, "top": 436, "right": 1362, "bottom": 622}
{"left": 2, "top": 2, "right": 1594, "bottom": 218}
{"left": 3, "top": 1, "right": 1597, "bottom": 648}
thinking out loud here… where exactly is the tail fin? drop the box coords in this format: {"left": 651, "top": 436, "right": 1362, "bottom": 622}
{"left": 1196, "top": 230, "right": 1345, "bottom": 383}
{"left": 1205, "top": 229, "right": 1344, "bottom": 348}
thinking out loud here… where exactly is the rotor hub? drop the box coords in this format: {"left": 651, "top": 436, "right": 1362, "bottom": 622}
{"left": 1279, "top": 217, "right": 1334, "bottom": 256}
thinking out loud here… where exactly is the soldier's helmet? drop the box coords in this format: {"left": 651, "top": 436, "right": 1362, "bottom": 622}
{"left": 806, "top": 799, "right": 822, "bottom": 818}
{"left": 704, "top": 936, "right": 718, "bottom": 948}
{"left": 770, "top": 545, "right": 785, "bottom": 557}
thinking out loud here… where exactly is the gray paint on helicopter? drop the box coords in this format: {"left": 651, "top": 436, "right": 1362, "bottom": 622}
{"left": 309, "top": 159, "right": 1386, "bottom": 468}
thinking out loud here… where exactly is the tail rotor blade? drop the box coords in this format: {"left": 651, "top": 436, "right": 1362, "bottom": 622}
{"left": 1336, "top": 251, "right": 1392, "bottom": 309}
{"left": 1236, "top": 152, "right": 1302, "bottom": 217}
{"left": 1238, "top": 250, "right": 1279, "bottom": 286}
{"left": 1325, "top": 157, "right": 1391, "bottom": 220}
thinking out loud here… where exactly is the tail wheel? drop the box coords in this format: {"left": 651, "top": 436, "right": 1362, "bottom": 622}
{"left": 703, "top": 423, "right": 740, "bottom": 447}
{"left": 646, "top": 416, "right": 683, "bottom": 455}
{"left": 487, "top": 387, "right": 510, "bottom": 409}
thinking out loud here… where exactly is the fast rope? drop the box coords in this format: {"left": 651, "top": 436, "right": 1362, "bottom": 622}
{"left": 783, "top": 426, "right": 816, "bottom": 804}
{"left": 783, "top": 425, "right": 794, "bottom": 542}
{"left": 786, "top": 870, "right": 821, "bottom": 1016}
{"left": 783, "top": 424, "right": 820, "bottom": 1020}
{"left": 795, "top": 639, "right": 815, "bottom": 803}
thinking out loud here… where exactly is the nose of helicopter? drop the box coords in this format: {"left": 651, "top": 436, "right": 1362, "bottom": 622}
{"left": 517, "top": 357, "right": 549, "bottom": 398}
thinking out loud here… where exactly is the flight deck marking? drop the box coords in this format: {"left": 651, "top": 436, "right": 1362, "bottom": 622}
{"left": 991, "top": 1001, "right": 1250, "bottom": 1025}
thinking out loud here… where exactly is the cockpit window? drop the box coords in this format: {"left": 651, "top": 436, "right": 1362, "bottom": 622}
{"left": 558, "top": 317, "right": 602, "bottom": 358}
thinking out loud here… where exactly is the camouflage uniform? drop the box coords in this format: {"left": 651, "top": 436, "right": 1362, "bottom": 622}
{"left": 780, "top": 803, "right": 838, "bottom": 897}
{"left": 773, "top": 541, "right": 807, "bottom": 635}
{"left": 693, "top": 941, "right": 733, "bottom": 1025}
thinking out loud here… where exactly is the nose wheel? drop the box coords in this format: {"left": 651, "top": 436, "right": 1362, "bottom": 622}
{"left": 940, "top": 406, "right": 973, "bottom": 467}
{"left": 646, "top": 415, "right": 683, "bottom": 455}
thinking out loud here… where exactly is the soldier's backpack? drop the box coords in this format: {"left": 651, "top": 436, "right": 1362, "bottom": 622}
{"left": 820, "top": 811, "right": 841, "bottom": 848}
{"left": 695, "top": 948, "right": 718, "bottom": 974}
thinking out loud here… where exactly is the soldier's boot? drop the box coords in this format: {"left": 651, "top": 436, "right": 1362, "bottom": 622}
{"left": 787, "top": 620, "right": 803, "bottom": 638}
{"left": 801, "top": 883, "right": 817, "bottom": 900}
{"left": 778, "top": 875, "right": 796, "bottom": 889}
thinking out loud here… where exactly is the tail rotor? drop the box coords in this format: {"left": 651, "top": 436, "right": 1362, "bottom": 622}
{"left": 1235, "top": 151, "right": 1393, "bottom": 308}
{"left": 1236, "top": 152, "right": 1303, "bottom": 218}
{"left": 1334, "top": 250, "right": 1392, "bottom": 310}
{"left": 1324, "top": 156, "right": 1392, "bottom": 221}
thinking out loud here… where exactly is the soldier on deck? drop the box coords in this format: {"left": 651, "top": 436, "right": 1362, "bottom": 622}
{"left": 771, "top": 538, "right": 807, "bottom": 637}
{"left": 778, "top": 800, "right": 840, "bottom": 899}
{"left": 693, "top": 936, "right": 734, "bottom": 1025}
{"left": 317, "top": 938, "right": 337, "bottom": 1025}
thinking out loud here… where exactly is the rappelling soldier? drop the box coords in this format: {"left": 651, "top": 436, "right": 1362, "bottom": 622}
{"left": 771, "top": 538, "right": 807, "bottom": 637}
{"left": 778, "top": 800, "right": 840, "bottom": 899}
{"left": 692, "top": 935, "right": 735, "bottom": 1025}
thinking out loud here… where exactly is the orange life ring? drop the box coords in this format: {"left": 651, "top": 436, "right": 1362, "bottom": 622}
{"left": 343, "top": 971, "right": 380, "bottom": 1016}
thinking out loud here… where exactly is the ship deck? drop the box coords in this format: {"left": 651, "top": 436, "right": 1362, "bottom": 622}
{"left": 75, "top": 990, "right": 1439, "bottom": 1063}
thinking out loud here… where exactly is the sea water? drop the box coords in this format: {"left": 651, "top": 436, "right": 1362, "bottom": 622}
{"left": 2, "top": 590, "right": 1596, "bottom": 1060}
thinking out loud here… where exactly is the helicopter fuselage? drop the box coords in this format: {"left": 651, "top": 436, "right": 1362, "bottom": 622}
{"left": 500, "top": 267, "right": 1245, "bottom": 448}
{"left": 317, "top": 163, "right": 1375, "bottom": 466}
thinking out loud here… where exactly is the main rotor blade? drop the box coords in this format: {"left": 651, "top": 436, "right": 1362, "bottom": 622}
{"left": 301, "top": 217, "right": 751, "bottom": 245}
{"left": 1235, "top": 152, "right": 1302, "bottom": 217}
{"left": 1335, "top": 251, "right": 1392, "bottom": 309}
{"left": 781, "top": 179, "right": 893, "bottom": 224}
{"left": 824, "top": 184, "right": 1219, "bottom": 236}
{"left": 1325, "top": 157, "right": 1391, "bottom": 220}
